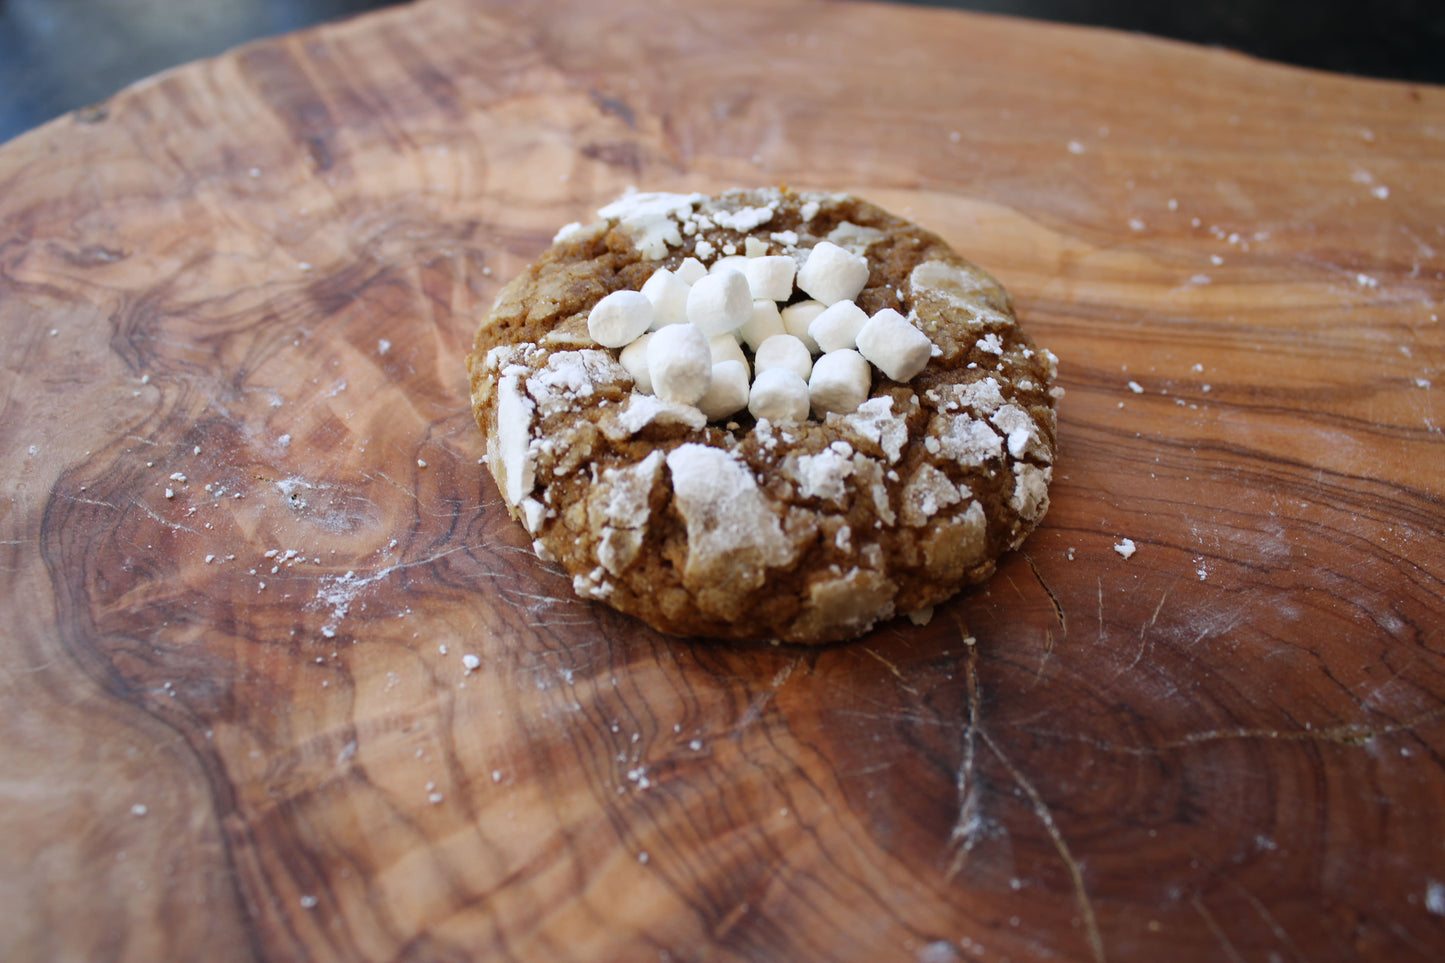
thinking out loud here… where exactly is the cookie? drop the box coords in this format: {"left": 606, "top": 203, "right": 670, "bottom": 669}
{"left": 467, "top": 188, "right": 1060, "bottom": 644}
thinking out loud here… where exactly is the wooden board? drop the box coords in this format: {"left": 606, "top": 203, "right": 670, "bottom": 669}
{"left": 2, "top": 0, "right": 1443, "bottom": 959}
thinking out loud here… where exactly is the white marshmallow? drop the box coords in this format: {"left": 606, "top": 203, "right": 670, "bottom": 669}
{"left": 619, "top": 332, "right": 654, "bottom": 393}
{"left": 744, "top": 236, "right": 769, "bottom": 258}
{"left": 708, "top": 334, "right": 749, "bottom": 375}
{"left": 808, "top": 299, "right": 869, "bottom": 353}
{"left": 753, "top": 334, "right": 813, "bottom": 382}
{"left": 796, "top": 240, "right": 870, "bottom": 305}
{"left": 809, "top": 348, "right": 871, "bottom": 416}
{"left": 647, "top": 322, "right": 712, "bottom": 405}
{"left": 675, "top": 256, "right": 708, "bottom": 285}
{"left": 856, "top": 308, "right": 933, "bottom": 382}
{"left": 588, "top": 289, "right": 654, "bottom": 348}
{"left": 697, "top": 360, "right": 750, "bottom": 420}
{"left": 748, "top": 368, "right": 810, "bottom": 424}
{"left": 744, "top": 255, "right": 797, "bottom": 302}
{"left": 686, "top": 269, "right": 752, "bottom": 336}
{"left": 640, "top": 267, "right": 691, "bottom": 328}
{"left": 709, "top": 254, "right": 749, "bottom": 276}
{"left": 780, "top": 299, "right": 826, "bottom": 353}
{"left": 737, "top": 300, "right": 786, "bottom": 351}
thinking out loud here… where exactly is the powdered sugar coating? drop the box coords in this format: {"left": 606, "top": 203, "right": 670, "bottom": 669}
{"left": 666, "top": 444, "right": 798, "bottom": 606}
{"left": 592, "top": 451, "right": 666, "bottom": 575}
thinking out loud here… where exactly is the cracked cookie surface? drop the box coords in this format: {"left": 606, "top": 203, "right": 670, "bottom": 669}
{"left": 467, "top": 188, "right": 1059, "bottom": 643}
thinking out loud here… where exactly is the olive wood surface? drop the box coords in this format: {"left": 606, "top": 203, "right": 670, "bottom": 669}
{"left": 1, "top": 0, "right": 1442, "bottom": 960}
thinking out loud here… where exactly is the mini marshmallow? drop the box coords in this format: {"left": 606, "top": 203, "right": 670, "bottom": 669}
{"left": 856, "top": 308, "right": 933, "bottom": 382}
{"left": 647, "top": 322, "right": 712, "bottom": 405}
{"left": 675, "top": 256, "right": 708, "bottom": 285}
{"left": 744, "top": 236, "right": 769, "bottom": 258}
{"left": 808, "top": 348, "right": 871, "bottom": 416}
{"left": 640, "top": 267, "right": 691, "bottom": 328}
{"left": 588, "top": 289, "right": 654, "bottom": 348}
{"left": 619, "top": 331, "right": 654, "bottom": 394}
{"left": 753, "top": 334, "right": 813, "bottom": 382}
{"left": 780, "top": 299, "right": 826, "bottom": 353}
{"left": 709, "top": 254, "right": 750, "bottom": 276}
{"left": 796, "top": 240, "right": 870, "bottom": 305}
{"left": 748, "top": 368, "right": 810, "bottom": 424}
{"left": 808, "top": 299, "right": 869, "bottom": 353}
{"left": 709, "top": 334, "right": 750, "bottom": 374}
{"left": 697, "top": 360, "right": 750, "bottom": 420}
{"left": 686, "top": 269, "right": 752, "bottom": 336}
{"left": 737, "top": 300, "right": 786, "bottom": 351}
{"left": 743, "top": 255, "right": 797, "bottom": 302}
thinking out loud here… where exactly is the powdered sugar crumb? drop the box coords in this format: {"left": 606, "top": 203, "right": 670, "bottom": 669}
{"left": 1427, "top": 879, "right": 1445, "bottom": 916}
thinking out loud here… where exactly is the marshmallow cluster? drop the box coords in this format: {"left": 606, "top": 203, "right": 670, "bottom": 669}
{"left": 587, "top": 240, "right": 936, "bottom": 424}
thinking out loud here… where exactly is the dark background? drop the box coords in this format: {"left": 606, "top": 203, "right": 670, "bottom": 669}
{"left": 2, "top": 0, "right": 1443, "bottom": 144}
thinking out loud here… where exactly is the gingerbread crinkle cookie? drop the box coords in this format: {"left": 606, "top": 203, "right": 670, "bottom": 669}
{"left": 467, "top": 188, "right": 1060, "bottom": 643}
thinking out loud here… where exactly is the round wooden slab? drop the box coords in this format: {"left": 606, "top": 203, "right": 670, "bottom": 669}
{"left": 2, "top": 0, "right": 1443, "bottom": 960}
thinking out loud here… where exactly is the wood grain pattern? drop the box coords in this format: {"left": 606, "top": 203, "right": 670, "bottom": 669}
{"left": 2, "top": 0, "right": 1443, "bottom": 960}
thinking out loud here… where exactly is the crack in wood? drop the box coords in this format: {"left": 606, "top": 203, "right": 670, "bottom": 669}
{"left": 732, "top": 660, "right": 799, "bottom": 735}
{"left": 1036, "top": 626, "right": 1055, "bottom": 685}
{"left": 496, "top": 587, "right": 588, "bottom": 609}
{"left": 1022, "top": 551, "right": 1067, "bottom": 635}
{"left": 860, "top": 647, "right": 920, "bottom": 697}
{"left": 942, "top": 619, "right": 1103, "bottom": 963}
{"left": 1018, "top": 705, "right": 1445, "bottom": 755}
{"left": 1232, "top": 882, "right": 1309, "bottom": 963}
{"left": 1023, "top": 552, "right": 1065, "bottom": 685}
{"left": 135, "top": 500, "right": 204, "bottom": 536}
{"left": 1002, "top": 572, "right": 1027, "bottom": 602}
{"left": 944, "top": 641, "right": 982, "bottom": 882}
{"left": 1191, "top": 894, "right": 1246, "bottom": 963}
{"left": 713, "top": 900, "right": 750, "bottom": 942}
{"left": 61, "top": 494, "right": 122, "bottom": 511}
{"left": 1121, "top": 585, "right": 1171, "bottom": 675}
{"left": 982, "top": 724, "right": 1106, "bottom": 963}
{"left": 1096, "top": 575, "right": 1105, "bottom": 643}
{"left": 941, "top": 602, "right": 1101, "bottom": 954}
{"left": 1164, "top": 709, "right": 1445, "bottom": 749}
